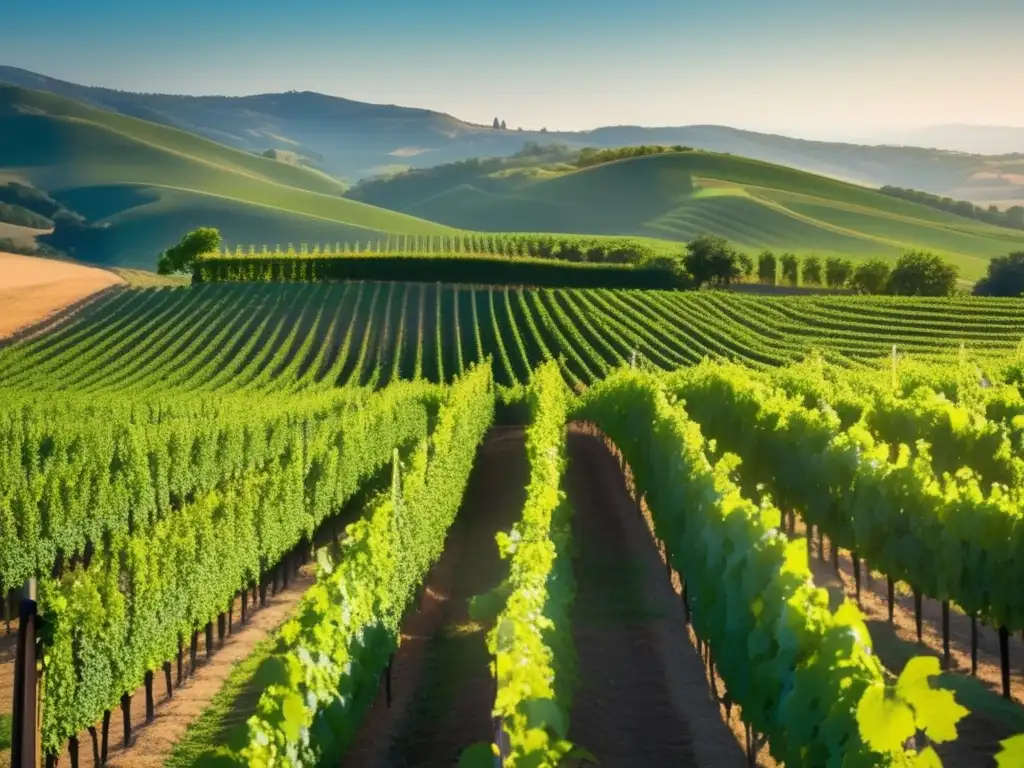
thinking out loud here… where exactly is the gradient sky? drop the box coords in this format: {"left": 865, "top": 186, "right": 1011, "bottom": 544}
{"left": 4, "top": 0, "right": 1023, "bottom": 138}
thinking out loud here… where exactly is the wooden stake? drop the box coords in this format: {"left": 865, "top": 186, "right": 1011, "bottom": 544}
{"left": 970, "top": 614, "right": 978, "bottom": 676}
{"left": 145, "top": 670, "right": 155, "bottom": 722}
{"left": 941, "top": 601, "right": 950, "bottom": 670}
{"left": 386, "top": 655, "right": 393, "bottom": 708}
{"left": 913, "top": 589, "right": 923, "bottom": 642}
{"left": 89, "top": 726, "right": 100, "bottom": 767}
{"left": 999, "top": 627, "right": 1011, "bottom": 699}
{"left": 101, "top": 710, "right": 111, "bottom": 762}
{"left": 121, "top": 692, "right": 132, "bottom": 747}
{"left": 852, "top": 552, "right": 861, "bottom": 605}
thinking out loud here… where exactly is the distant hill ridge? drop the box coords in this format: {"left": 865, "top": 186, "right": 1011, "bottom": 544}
{"left": 2, "top": 75, "right": 1024, "bottom": 280}
{"left": 0, "top": 83, "right": 455, "bottom": 267}
{"left": 2, "top": 65, "right": 1023, "bottom": 203}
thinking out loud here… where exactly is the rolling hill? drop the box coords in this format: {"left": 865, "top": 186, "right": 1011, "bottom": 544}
{"left": 349, "top": 150, "right": 1024, "bottom": 280}
{"left": 2, "top": 66, "right": 1023, "bottom": 204}
{"left": 0, "top": 84, "right": 456, "bottom": 267}
{"left": 3, "top": 79, "right": 1022, "bottom": 279}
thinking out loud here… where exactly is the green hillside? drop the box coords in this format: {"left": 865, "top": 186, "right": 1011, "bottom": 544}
{"left": 350, "top": 150, "right": 1024, "bottom": 280}
{"left": 0, "top": 85, "right": 457, "bottom": 267}
{"left": 7, "top": 66, "right": 1024, "bottom": 204}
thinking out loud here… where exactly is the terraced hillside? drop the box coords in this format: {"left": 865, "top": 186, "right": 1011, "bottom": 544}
{"left": 0, "top": 85, "right": 456, "bottom": 267}
{"left": 350, "top": 150, "right": 1024, "bottom": 280}
{"left": 3, "top": 282, "right": 1023, "bottom": 393}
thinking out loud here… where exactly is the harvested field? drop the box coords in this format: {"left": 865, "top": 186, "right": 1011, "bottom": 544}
{"left": 0, "top": 252, "right": 122, "bottom": 339}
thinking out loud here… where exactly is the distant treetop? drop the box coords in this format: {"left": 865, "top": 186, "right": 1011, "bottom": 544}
{"left": 880, "top": 185, "right": 1024, "bottom": 231}
{"left": 575, "top": 144, "right": 692, "bottom": 169}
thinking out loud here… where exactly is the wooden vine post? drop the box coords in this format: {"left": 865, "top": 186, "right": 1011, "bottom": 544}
{"left": 11, "top": 578, "right": 40, "bottom": 768}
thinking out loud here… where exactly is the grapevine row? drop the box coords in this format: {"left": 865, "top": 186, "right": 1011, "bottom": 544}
{"left": 667, "top": 363, "right": 1024, "bottom": 633}
{"left": 242, "top": 363, "right": 495, "bottom": 766}
{"left": 5, "top": 285, "right": 1024, "bottom": 396}
{"left": 575, "top": 369, "right": 903, "bottom": 765}
{"left": 482, "top": 363, "right": 578, "bottom": 765}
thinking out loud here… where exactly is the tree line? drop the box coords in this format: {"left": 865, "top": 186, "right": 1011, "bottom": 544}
{"left": 575, "top": 145, "right": 693, "bottom": 169}
{"left": 162, "top": 227, "right": 1024, "bottom": 298}
{"left": 680, "top": 236, "right": 963, "bottom": 296}
{"left": 880, "top": 186, "right": 1024, "bottom": 231}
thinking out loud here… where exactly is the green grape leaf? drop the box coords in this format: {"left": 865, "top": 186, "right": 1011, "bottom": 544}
{"left": 995, "top": 734, "right": 1024, "bottom": 768}
{"left": 896, "top": 657, "right": 968, "bottom": 744}
{"left": 914, "top": 746, "right": 943, "bottom": 768}
{"left": 458, "top": 742, "right": 497, "bottom": 768}
{"left": 468, "top": 579, "right": 512, "bottom": 622}
{"left": 524, "top": 697, "right": 568, "bottom": 739}
{"left": 856, "top": 683, "right": 916, "bottom": 753}
{"left": 566, "top": 745, "right": 599, "bottom": 764}
{"left": 280, "top": 691, "right": 308, "bottom": 742}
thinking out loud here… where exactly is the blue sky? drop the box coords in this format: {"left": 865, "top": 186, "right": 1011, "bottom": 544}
{"left": 4, "top": 0, "right": 1023, "bottom": 138}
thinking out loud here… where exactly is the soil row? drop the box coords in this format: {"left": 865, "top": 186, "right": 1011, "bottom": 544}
{"left": 342, "top": 426, "right": 746, "bottom": 768}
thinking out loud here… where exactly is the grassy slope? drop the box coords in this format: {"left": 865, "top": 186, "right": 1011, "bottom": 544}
{"left": 0, "top": 85, "right": 457, "bottom": 267}
{"left": 363, "top": 151, "right": 1024, "bottom": 280}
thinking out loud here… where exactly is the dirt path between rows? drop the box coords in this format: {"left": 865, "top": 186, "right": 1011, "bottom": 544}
{"left": 37, "top": 566, "right": 316, "bottom": 768}
{"left": 348, "top": 426, "right": 751, "bottom": 768}
{"left": 0, "top": 626, "right": 13, "bottom": 768}
{"left": 565, "top": 428, "right": 748, "bottom": 768}
{"left": 344, "top": 427, "right": 528, "bottom": 767}
{"left": 0, "top": 252, "right": 123, "bottom": 340}
{"left": 800, "top": 522, "right": 1024, "bottom": 704}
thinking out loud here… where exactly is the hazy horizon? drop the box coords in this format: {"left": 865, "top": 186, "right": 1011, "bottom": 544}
{"left": 4, "top": 0, "right": 1024, "bottom": 140}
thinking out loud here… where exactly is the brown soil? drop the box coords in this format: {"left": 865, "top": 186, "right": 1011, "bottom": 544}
{"left": 565, "top": 427, "right": 750, "bottom": 768}
{"left": 0, "top": 252, "right": 123, "bottom": 340}
{"left": 799, "top": 523, "right": 1024, "bottom": 766}
{"left": 42, "top": 564, "right": 316, "bottom": 768}
{"left": 798, "top": 522, "right": 1024, "bottom": 702}
{"left": 344, "top": 426, "right": 528, "bottom": 767}
{"left": 1, "top": 603, "right": 21, "bottom": 768}
{"left": 0, "top": 223, "right": 50, "bottom": 247}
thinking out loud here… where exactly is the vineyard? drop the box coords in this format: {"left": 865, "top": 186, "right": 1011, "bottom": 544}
{"left": 2, "top": 281, "right": 1024, "bottom": 767}
{"left": 4, "top": 284, "right": 1024, "bottom": 394}
{"left": 202, "top": 234, "right": 669, "bottom": 263}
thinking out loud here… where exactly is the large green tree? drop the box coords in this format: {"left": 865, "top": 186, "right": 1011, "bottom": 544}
{"left": 780, "top": 253, "right": 800, "bottom": 286}
{"left": 850, "top": 259, "right": 891, "bottom": 294}
{"left": 757, "top": 251, "right": 777, "bottom": 285}
{"left": 825, "top": 257, "right": 854, "bottom": 288}
{"left": 682, "top": 235, "right": 742, "bottom": 287}
{"left": 885, "top": 250, "right": 958, "bottom": 296}
{"left": 974, "top": 252, "right": 1024, "bottom": 297}
{"left": 802, "top": 255, "right": 822, "bottom": 286}
{"left": 157, "top": 228, "right": 222, "bottom": 275}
